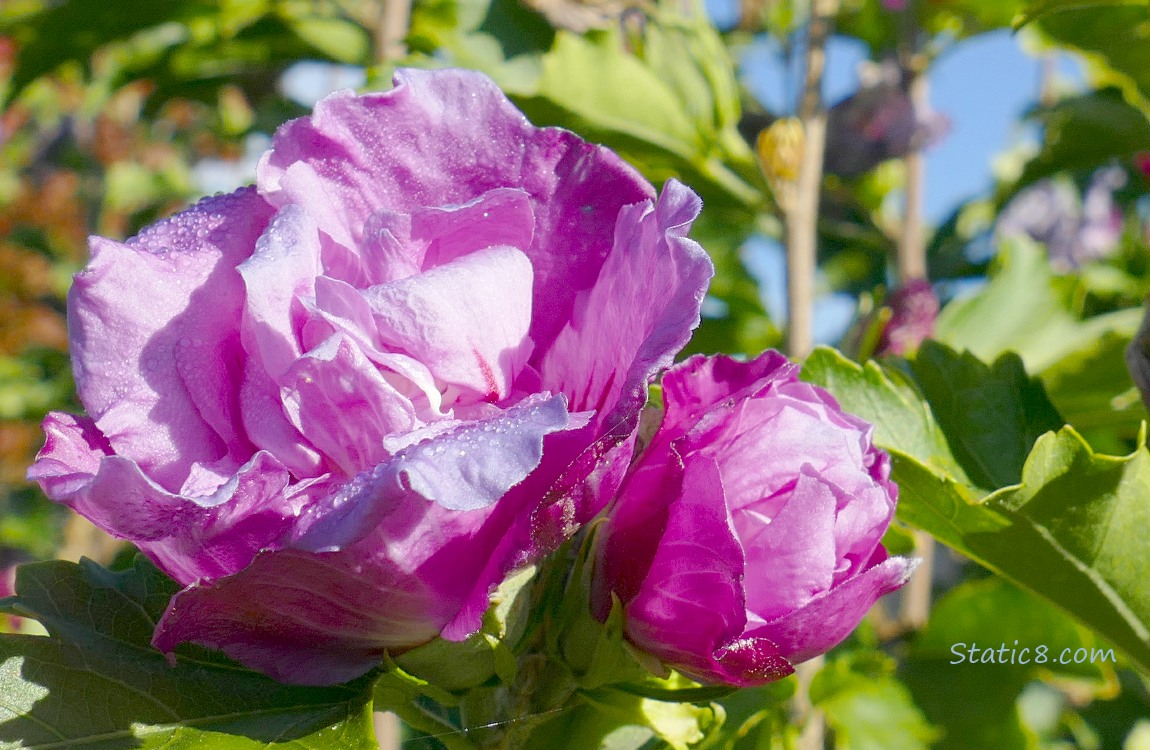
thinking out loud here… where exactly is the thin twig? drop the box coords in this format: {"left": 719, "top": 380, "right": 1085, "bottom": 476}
{"left": 894, "top": 0, "right": 935, "bottom": 634}
{"left": 57, "top": 514, "right": 121, "bottom": 564}
{"left": 1039, "top": 53, "right": 1058, "bottom": 108}
{"left": 898, "top": 533, "right": 935, "bottom": 630}
{"left": 785, "top": 0, "right": 838, "bottom": 359}
{"left": 896, "top": 4, "right": 927, "bottom": 281}
{"left": 897, "top": 74, "right": 928, "bottom": 280}
{"left": 794, "top": 656, "right": 826, "bottom": 750}
{"left": 374, "top": 711, "right": 401, "bottom": 750}
{"left": 375, "top": 0, "right": 412, "bottom": 64}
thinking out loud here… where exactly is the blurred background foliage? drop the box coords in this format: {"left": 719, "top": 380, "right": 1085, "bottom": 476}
{"left": 1, "top": 0, "right": 1150, "bottom": 748}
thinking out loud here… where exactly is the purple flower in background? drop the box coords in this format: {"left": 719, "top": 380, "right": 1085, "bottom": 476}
{"left": 593, "top": 353, "right": 913, "bottom": 686}
{"left": 996, "top": 167, "right": 1126, "bottom": 269}
{"left": 28, "top": 69, "right": 713, "bottom": 685}
{"left": 1135, "top": 153, "right": 1150, "bottom": 180}
{"left": 876, "top": 279, "right": 939, "bottom": 357}
{"left": 824, "top": 60, "right": 949, "bottom": 179}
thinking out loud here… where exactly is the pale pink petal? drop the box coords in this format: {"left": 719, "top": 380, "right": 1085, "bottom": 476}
{"left": 364, "top": 246, "right": 534, "bottom": 403}
{"left": 30, "top": 413, "right": 294, "bottom": 584}
{"left": 238, "top": 364, "right": 324, "bottom": 478}
{"left": 236, "top": 204, "right": 322, "bottom": 380}
{"left": 739, "top": 470, "right": 838, "bottom": 624}
{"left": 68, "top": 188, "right": 273, "bottom": 491}
{"left": 412, "top": 188, "right": 535, "bottom": 271}
{"left": 539, "top": 180, "right": 713, "bottom": 435}
{"left": 257, "top": 68, "right": 655, "bottom": 348}
{"left": 280, "top": 334, "right": 417, "bottom": 477}
{"left": 750, "top": 555, "right": 917, "bottom": 663}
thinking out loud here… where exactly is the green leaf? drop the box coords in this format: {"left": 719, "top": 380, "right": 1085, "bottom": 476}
{"left": 1034, "top": 6, "right": 1150, "bottom": 109}
{"left": 395, "top": 565, "right": 538, "bottom": 693}
{"left": 0, "top": 0, "right": 208, "bottom": 97}
{"left": 802, "top": 348, "right": 1150, "bottom": 675}
{"left": 977, "top": 428, "right": 1150, "bottom": 672}
{"left": 914, "top": 576, "right": 1117, "bottom": 682}
{"left": 800, "top": 348, "right": 969, "bottom": 483}
{"left": 713, "top": 679, "right": 795, "bottom": 750}
{"left": 839, "top": 0, "right": 1019, "bottom": 53}
{"left": 523, "top": 701, "right": 650, "bottom": 750}
{"left": 933, "top": 240, "right": 1144, "bottom": 444}
{"left": 1040, "top": 329, "right": 1147, "bottom": 443}
{"left": 811, "top": 653, "right": 938, "bottom": 750}
{"left": 1013, "top": 90, "right": 1150, "bottom": 189}
{"left": 1015, "top": 0, "right": 1147, "bottom": 28}
{"left": 512, "top": 8, "right": 761, "bottom": 208}
{"left": 904, "top": 576, "right": 1117, "bottom": 750}
{"left": 539, "top": 32, "right": 692, "bottom": 152}
{"left": 281, "top": 16, "right": 369, "bottom": 65}
{"left": 936, "top": 239, "right": 1142, "bottom": 375}
{"left": 909, "top": 342, "right": 1063, "bottom": 490}
{"left": 884, "top": 452, "right": 1008, "bottom": 554}
{"left": 570, "top": 689, "right": 722, "bottom": 750}
{"left": 0, "top": 556, "right": 376, "bottom": 749}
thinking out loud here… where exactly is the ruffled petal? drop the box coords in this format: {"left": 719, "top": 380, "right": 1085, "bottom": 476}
{"left": 659, "top": 352, "right": 793, "bottom": 443}
{"left": 301, "top": 276, "right": 446, "bottom": 419}
{"left": 29, "top": 413, "right": 294, "bottom": 585}
{"left": 292, "top": 393, "right": 576, "bottom": 552}
{"left": 280, "top": 334, "right": 417, "bottom": 477}
{"left": 236, "top": 204, "right": 322, "bottom": 380}
{"left": 538, "top": 180, "right": 713, "bottom": 436}
{"left": 153, "top": 548, "right": 453, "bottom": 685}
{"left": 749, "top": 555, "right": 918, "bottom": 663}
{"left": 364, "top": 245, "right": 534, "bottom": 403}
{"left": 412, "top": 188, "right": 536, "bottom": 272}
{"left": 256, "top": 68, "right": 655, "bottom": 348}
{"left": 688, "top": 394, "right": 873, "bottom": 517}
{"left": 68, "top": 188, "right": 274, "bottom": 491}
{"left": 27, "top": 412, "right": 111, "bottom": 498}
{"left": 239, "top": 364, "right": 324, "bottom": 478}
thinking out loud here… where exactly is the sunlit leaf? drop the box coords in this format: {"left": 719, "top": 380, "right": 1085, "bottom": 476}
{"left": 803, "top": 347, "right": 1150, "bottom": 675}
{"left": 935, "top": 239, "right": 1142, "bottom": 374}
